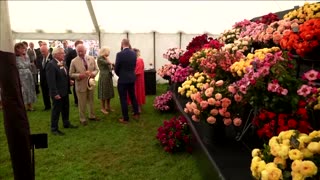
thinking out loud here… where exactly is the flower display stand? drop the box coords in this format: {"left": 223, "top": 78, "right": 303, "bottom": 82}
{"left": 171, "top": 83, "right": 253, "bottom": 180}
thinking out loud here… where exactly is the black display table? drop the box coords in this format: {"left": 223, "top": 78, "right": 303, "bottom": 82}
{"left": 171, "top": 84, "right": 253, "bottom": 180}
{"left": 144, "top": 69, "right": 156, "bottom": 95}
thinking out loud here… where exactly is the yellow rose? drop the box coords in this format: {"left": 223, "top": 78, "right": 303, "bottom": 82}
{"left": 261, "top": 163, "right": 282, "bottom": 180}
{"left": 278, "top": 145, "right": 290, "bottom": 159}
{"left": 190, "top": 85, "right": 195, "bottom": 91}
{"left": 186, "top": 90, "right": 192, "bottom": 98}
{"left": 291, "top": 171, "right": 305, "bottom": 180}
{"left": 236, "top": 70, "right": 242, "bottom": 77}
{"left": 191, "top": 77, "right": 196, "bottom": 82}
{"left": 291, "top": 160, "right": 302, "bottom": 172}
{"left": 273, "top": 156, "right": 286, "bottom": 168}
{"left": 307, "top": 142, "right": 320, "bottom": 154}
{"left": 301, "top": 148, "right": 313, "bottom": 159}
{"left": 289, "top": 149, "right": 304, "bottom": 160}
{"left": 298, "top": 134, "right": 311, "bottom": 144}
{"left": 192, "top": 88, "right": 198, "bottom": 94}
{"left": 252, "top": 149, "right": 261, "bottom": 157}
{"left": 196, "top": 83, "right": 203, "bottom": 89}
{"left": 299, "top": 160, "right": 318, "bottom": 177}
{"left": 278, "top": 130, "right": 295, "bottom": 140}
{"left": 308, "top": 130, "right": 320, "bottom": 139}
{"left": 270, "top": 144, "right": 281, "bottom": 157}
{"left": 194, "top": 72, "right": 200, "bottom": 78}
{"left": 184, "top": 84, "right": 190, "bottom": 90}
{"left": 269, "top": 137, "right": 279, "bottom": 147}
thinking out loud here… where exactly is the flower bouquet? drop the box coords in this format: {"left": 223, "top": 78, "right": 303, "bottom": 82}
{"left": 239, "top": 22, "right": 266, "bottom": 43}
{"left": 184, "top": 79, "right": 244, "bottom": 127}
{"left": 230, "top": 50, "right": 302, "bottom": 114}
{"left": 297, "top": 70, "right": 320, "bottom": 110}
{"left": 253, "top": 101, "right": 312, "bottom": 139}
{"left": 233, "top": 19, "right": 252, "bottom": 29}
{"left": 163, "top": 48, "right": 185, "bottom": 65}
{"left": 283, "top": 2, "right": 320, "bottom": 24}
{"left": 218, "top": 28, "right": 241, "bottom": 44}
{"left": 179, "top": 34, "right": 213, "bottom": 67}
{"left": 280, "top": 18, "right": 320, "bottom": 58}
{"left": 189, "top": 48, "right": 219, "bottom": 72}
{"left": 156, "top": 115, "right": 193, "bottom": 153}
{"left": 230, "top": 47, "right": 281, "bottom": 77}
{"left": 157, "top": 63, "right": 176, "bottom": 81}
{"left": 254, "top": 13, "right": 279, "bottom": 25}
{"left": 198, "top": 49, "right": 244, "bottom": 81}
{"left": 178, "top": 72, "right": 211, "bottom": 98}
{"left": 250, "top": 129, "right": 320, "bottom": 180}
{"left": 153, "top": 91, "right": 174, "bottom": 112}
{"left": 170, "top": 65, "right": 192, "bottom": 84}
{"left": 223, "top": 36, "right": 253, "bottom": 55}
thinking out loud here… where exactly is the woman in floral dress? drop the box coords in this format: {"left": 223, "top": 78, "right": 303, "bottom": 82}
{"left": 15, "top": 42, "right": 37, "bottom": 111}
{"left": 97, "top": 47, "right": 115, "bottom": 114}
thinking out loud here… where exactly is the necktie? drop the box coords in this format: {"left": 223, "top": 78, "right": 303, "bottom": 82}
{"left": 82, "top": 57, "right": 88, "bottom": 70}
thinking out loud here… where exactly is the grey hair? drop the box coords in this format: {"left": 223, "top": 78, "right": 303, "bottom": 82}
{"left": 52, "top": 47, "right": 64, "bottom": 57}
{"left": 99, "top": 47, "right": 110, "bottom": 57}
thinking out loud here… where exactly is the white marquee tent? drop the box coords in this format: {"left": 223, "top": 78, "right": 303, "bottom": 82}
{"left": 3, "top": 0, "right": 314, "bottom": 82}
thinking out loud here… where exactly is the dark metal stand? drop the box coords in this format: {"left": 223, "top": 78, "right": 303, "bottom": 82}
{"left": 30, "top": 133, "right": 48, "bottom": 179}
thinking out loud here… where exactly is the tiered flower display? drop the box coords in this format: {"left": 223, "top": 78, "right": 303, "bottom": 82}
{"left": 156, "top": 115, "right": 193, "bottom": 153}
{"left": 239, "top": 22, "right": 266, "bottom": 42}
{"left": 189, "top": 48, "right": 219, "bottom": 72}
{"left": 280, "top": 18, "right": 320, "bottom": 57}
{"left": 283, "top": 2, "right": 320, "bottom": 23}
{"left": 157, "top": 63, "right": 176, "bottom": 80}
{"left": 251, "top": 130, "right": 320, "bottom": 180}
{"left": 163, "top": 48, "right": 185, "bottom": 65}
{"left": 178, "top": 72, "right": 211, "bottom": 98}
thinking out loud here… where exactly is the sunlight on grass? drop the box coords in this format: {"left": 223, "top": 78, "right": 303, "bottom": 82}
{"left": 0, "top": 84, "right": 203, "bottom": 179}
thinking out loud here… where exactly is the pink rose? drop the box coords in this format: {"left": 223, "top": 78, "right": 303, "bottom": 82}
{"left": 228, "top": 85, "right": 236, "bottom": 94}
{"left": 210, "top": 109, "right": 219, "bottom": 116}
{"left": 234, "top": 93, "right": 243, "bottom": 102}
{"left": 192, "top": 115, "right": 200, "bottom": 122}
{"left": 200, "top": 101, "right": 209, "bottom": 109}
{"left": 233, "top": 118, "right": 242, "bottom": 126}
{"left": 207, "top": 116, "right": 216, "bottom": 124}
{"left": 215, "top": 80, "right": 224, "bottom": 87}
{"left": 219, "top": 108, "right": 227, "bottom": 116}
{"left": 207, "top": 98, "right": 216, "bottom": 105}
{"left": 214, "top": 100, "right": 221, "bottom": 107}
{"left": 223, "top": 118, "right": 232, "bottom": 126}
{"left": 224, "top": 112, "right": 231, "bottom": 118}
{"left": 205, "top": 87, "right": 214, "bottom": 97}
{"left": 193, "top": 108, "right": 200, "bottom": 116}
{"left": 215, "top": 93, "right": 222, "bottom": 100}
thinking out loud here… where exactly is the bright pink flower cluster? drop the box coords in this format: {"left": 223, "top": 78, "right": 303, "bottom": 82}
{"left": 153, "top": 91, "right": 174, "bottom": 112}
{"left": 233, "top": 19, "right": 251, "bottom": 29}
{"left": 163, "top": 48, "right": 185, "bottom": 65}
{"left": 156, "top": 115, "right": 193, "bottom": 153}
{"left": 171, "top": 65, "right": 192, "bottom": 83}
{"left": 239, "top": 22, "right": 266, "bottom": 42}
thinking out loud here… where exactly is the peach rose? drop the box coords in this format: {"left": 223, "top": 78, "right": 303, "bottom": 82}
{"left": 215, "top": 100, "right": 221, "bottom": 107}
{"left": 224, "top": 112, "right": 231, "bottom": 118}
{"left": 207, "top": 98, "right": 216, "bottom": 106}
{"left": 234, "top": 93, "right": 243, "bottom": 102}
{"left": 215, "top": 93, "right": 222, "bottom": 100}
{"left": 223, "top": 118, "right": 232, "bottom": 126}
{"left": 215, "top": 80, "right": 224, "bottom": 87}
{"left": 233, "top": 118, "right": 242, "bottom": 126}
{"left": 193, "top": 108, "right": 200, "bottom": 116}
{"left": 192, "top": 115, "right": 200, "bottom": 122}
{"left": 207, "top": 116, "right": 216, "bottom": 124}
{"left": 205, "top": 87, "right": 214, "bottom": 97}
{"left": 200, "top": 101, "right": 209, "bottom": 109}
{"left": 210, "top": 109, "right": 219, "bottom": 116}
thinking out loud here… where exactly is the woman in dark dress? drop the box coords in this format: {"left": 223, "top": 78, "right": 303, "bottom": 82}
{"left": 97, "top": 47, "right": 114, "bottom": 115}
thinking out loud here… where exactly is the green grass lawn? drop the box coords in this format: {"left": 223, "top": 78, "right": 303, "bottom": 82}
{"left": 0, "top": 84, "right": 203, "bottom": 180}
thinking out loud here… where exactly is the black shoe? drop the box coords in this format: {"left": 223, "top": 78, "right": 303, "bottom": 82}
{"left": 52, "top": 130, "right": 65, "bottom": 136}
{"left": 64, "top": 124, "right": 78, "bottom": 129}
{"left": 43, "top": 107, "right": 51, "bottom": 111}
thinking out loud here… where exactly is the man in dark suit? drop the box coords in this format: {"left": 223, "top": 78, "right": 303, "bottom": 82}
{"left": 115, "top": 39, "right": 140, "bottom": 124}
{"left": 39, "top": 45, "right": 52, "bottom": 110}
{"left": 65, "top": 40, "right": 83, "bottom": 106}
{"left": 62, "top": 40, "right": 73, "bottom": 55}
{"left": 46, "top": 47, "right": 77, "bottom": 135}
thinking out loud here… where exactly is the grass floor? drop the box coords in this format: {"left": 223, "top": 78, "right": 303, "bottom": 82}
{"left": 0, "top": 84, "right": 203, "bottom": 180}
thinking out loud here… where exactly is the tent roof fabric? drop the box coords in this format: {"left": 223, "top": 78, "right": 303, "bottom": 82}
{"left": 7, "top": 1, "right": 312, "bottom": 38}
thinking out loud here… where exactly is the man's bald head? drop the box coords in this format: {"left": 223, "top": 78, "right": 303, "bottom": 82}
{"left": 40, "top": 45, "right": 49, "bottom": 56}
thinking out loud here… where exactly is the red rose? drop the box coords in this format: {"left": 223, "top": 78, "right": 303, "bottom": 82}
{"left": 298, "top": 121, "right": 311, "bottom": 134}
{"left": 267, "top": 111, "right": 276, "bottom": 119}
{"left": 278, "top": 113, "right": 288, "bottom": 120}
{"left": 258, "top": 112, "right": 267, "bottom": 121}
{"left": 257, "top": 129, "right": 264, "bottom": 137}
{"left": 298, "top": 100, "right": 307, "bottom": 107}
{"left": 288, "top": 119, "right": 297, "bottom": 128}
{"left": 278, "top": 118, "right": 285, "bottom": 126}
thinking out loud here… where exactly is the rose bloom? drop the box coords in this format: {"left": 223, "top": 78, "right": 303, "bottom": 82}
{"left": 307, "top": 142, "right": 320, "bottom": 154}
{"left": 251, "top": 149, "right": 261, "bottom": 157}
{"left": 304, "top": 69, "right": 319, "bottom": 81}
{"left": 291, "top": 160, "right": 302, "bottom": 172}
{"left": 215, "top": 80, "right": 224, "bottom": 87}
{"left": 193, "top": 108, "right": 201, "bottom": 116}
{"left": 273, "top": 156, "right": 286, "bottom": 168}
{"left": 223, "top": 118, "right": 232, "bottom": 126}
{"left": 191, "top": 115, "right": 200, "bottom": 122}
{"left": 215, "top": 93, "right": 222, "bottom": 100}
{"left": 228, "top": 85, "right": 236, "bottom": 94}
{"left": 261, "top": 163, "right": 282, "bottom": 180}
{"left": 207, "top": 98, "right": 216, "bottom": 105}
{"left": 233, "top": 117, "right": 242, "bottom": 126}
{"left": 205, "top": 87, "right": 214, "bottom": 97}
{"left": 288, "top": 149, "right": 304, "bottom": 160}
{"left": 234, "top": 93, "right": 243, "bottom": 102}
{"left": 299, "top": 160, "right": 318, "bottom": 177}
{"left": 215, "top": 100, "right": 221, "bottom": 107}
{"left": 207, "top": 116, "right": 216, "bottom": 124}
{"left": 224, "top": 112, "right": 231, "bottom": 118}
{"left": 200, "top": 101, "right": 209, "bottom": 109}
{"left": 210, "top": 109, "right": 219, "bottom": 116}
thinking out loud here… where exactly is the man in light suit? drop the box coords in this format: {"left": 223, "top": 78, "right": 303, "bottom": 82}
{"left": 69, "top": 44, "right": 100, "bottom": 125}
{"left": 115, "top": 39, "right": 140, "bottom": 124}
{"left": 46, "top": 47, "right": 78, "bottom": 135}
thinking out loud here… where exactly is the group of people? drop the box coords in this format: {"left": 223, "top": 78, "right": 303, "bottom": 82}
{"left": 7, "top": 38, "right": 146, "bottom": 135}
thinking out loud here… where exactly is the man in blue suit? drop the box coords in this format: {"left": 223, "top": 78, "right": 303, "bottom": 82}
{"left": 115, "top": 39, "right": 140, "bottom": 124}
{"left": 46, "top": 47, "right": 77, "bottom": 135}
